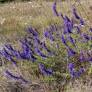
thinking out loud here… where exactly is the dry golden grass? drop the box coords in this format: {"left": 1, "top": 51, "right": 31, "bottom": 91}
{"left": 0, "top": 1, "right": 91, "bottom": 38}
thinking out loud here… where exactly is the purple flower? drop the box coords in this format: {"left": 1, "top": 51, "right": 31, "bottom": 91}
{"left": 68, "top": 63, "right": 74, "bottom": 71}
{"left": 39, "top": 63, "right": 53, "bottom": 75}
{"left": 0, "top": 48, "right": 17, "bottom": 65}
{"left": 33, "top": 37, "right": 41, "bottom": 48}
{"left": 4, "top": 44, "right": 21, "bottom": 58}
{"left": 64, "top": 16, "right": 71, "bottom": 22}
{"left": 63, "top": 16, "right": 73, "bottom": 34}
{"left": 5, "top": 70, "right": 20, "bottom": 80}
{"left": 44, "top": 31, "right": 50, "bottom": 38}
{"left": 88, "top": 57, "right": 92, "bottom": 62}
{"left": 72, "top": 7, "right": 80, "bottom": 19}
{"left": 79, "top": 68, "right": 85, "bottom": 73}
{"left": 44, "top": 31, "right": 55, "bottom": 41}
{"left": 35, "top": 48, "right": 47, "bottom": 58}
{"left": 72, "top": 7, "right": 85, "bottom": 25}
{"left": 12, "top": 50, "right": 21, "bottom": 59}
{"left": 5, "top": 70, "right": 29, "bottom": 83}
{"left": 80, "top": 18, "right": 85, "bottom": 25}
{"left": 41, "top": 41, "right": 51, "bottom": 53}
{"left": 82, "top": 33, "right": 90, "bottom": 41}
{"left": 67, "top": 47, "right": 76, "bottom": 57}
{"left": 30, "top": 54, "right": 37, "bottom": 62}
{"left": 49, "top": 35, "right": 55, "bottom": 41}
{"left": 52, "top": 2, "right": 59, "bottom": 16}
{"left": 19, "top": 49, "right": 36, "bottom": 62}
{"left": 4, "top": 44, "right": 14, "bottom": 51}
{"left": 75, "top": 68, "right": 85, "bottom": 77}
{"left": 68, "top": 35, "right": 76, "bottom": 46}
{"left": 68, "top": 63, "right": 84, "bottom": 77}
{"left": 61, "top": 34, "right": 68, "bottom": 46}
{"left": 27, "top": 27, "right": 38, "bottom": 37}
{"left": 68, "top": 63, "right": 76, "bottom": 77}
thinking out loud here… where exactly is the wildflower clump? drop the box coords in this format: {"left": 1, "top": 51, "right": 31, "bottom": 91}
{"left": 0, "top": 1, "right": 92, "bottom": 91}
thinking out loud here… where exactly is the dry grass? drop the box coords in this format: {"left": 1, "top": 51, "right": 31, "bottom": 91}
{"left": 0, "top": 1, "right": 91, "bottom": 38}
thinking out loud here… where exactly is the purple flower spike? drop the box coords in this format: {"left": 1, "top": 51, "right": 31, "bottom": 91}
{"left": 0, "top": 48, "right": 17, "bottom": 66}
{"left": 4, "top": 44, "right": 14, "bottom": 51}
{"left": 88, "top": 57, "right": 92, "bottom": 62}
{"left": 72, "top": 7, "right": 85, "bottom": 25}
{"left": 72, "top": 7, "right": 80, "bottom": 19}
{"left": 68, "top": 63, "right": 74, "bottom": 71}
{"left": 79, "top": 68, "right": 85, "bottom": 73}
{"left": 80, "top": 18, "right": 85, "bottom": 25}
{"left": 35, "top": 48, "right": 47, "bottom": 58}
{"left": 75, "top": 68, "right": 85, "bottom": 77}
{"left": 52, "top": 2, "right": 59, "bottom": 16}
{"left": 4, "top": 44, "right": 20, "bottom": 58}
{"left": 68, "top": 63, "right": 84, "bottom": 78}
{"left": 27, "top": 27, "right": 38, "bottom": 37}
{"left": 42, "top": 42, "right": 51, "bottom": 53}
{"left": 39, "top": 63, "right": 53, "bottom": 75}
{"left": 67, "top": 48, "right": 76, "bottom": 57}
{"left": 5, "top": 70, "right": 20, "bottom": 80}
{"left": 63, "top": 16, "right": 73, "bottom": 34}
{"left": 44, "top": 31, "right": 50, "bottom": 38}
{"left": 30, "top": 54, "right": 37, "bottom": 62}
{"left": 5, "top": 70, "right": 29, "bottom": 83}
{"left": 68, "top": 63, "right": 76, "bottom": 77}
{"left": 83, "top": 33, "right": 90, "bottom": 41}
{"left": 44, "top": 31, "right": 55, "bottom": 41}
{"left": 68, "top": 36, "right": 76, "bottom": 46}
{"left": 61, "top": 35, "right": 68, "bottom": 46}
{"left": 64, "top": 16, "right": 71, "bottom": 22}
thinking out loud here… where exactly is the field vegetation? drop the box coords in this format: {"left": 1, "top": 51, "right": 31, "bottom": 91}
{"left": 0, "top": 0, "right": 92, "bottom": 92}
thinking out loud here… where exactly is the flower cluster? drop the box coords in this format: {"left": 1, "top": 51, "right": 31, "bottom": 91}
{"left": 0, "top": 1, "right": 92, "bottom": 83}
{"left": 52, "top": 1, "right": 92, "bottom": 77}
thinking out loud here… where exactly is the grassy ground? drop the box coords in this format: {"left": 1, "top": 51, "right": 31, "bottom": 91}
{"left": 0, "top": 0, "right": 92, "bottom": 92}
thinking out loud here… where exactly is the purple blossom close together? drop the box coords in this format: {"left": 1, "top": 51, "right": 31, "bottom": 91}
{"left": 35, "top": 48, "right": 47, "bottom": 58}
{"left": 63, "top": 16, "right": 73, "bottom": 34}
{"left": 68, "top": 35, "right": 76, "bottom": 46}
{"left": 61, "top": 34, "right": 68, "bottom": 46}
{"left": 72, "top": 7, "right": 80, "bottom": 19}
{"left": 82, "top": 33, "right": 90, "bottom": 41}
{"left": 27, "top": 27, "right": 38, "bottom": 37}
{"left": 5, "top": 70, "right": 29, "bottom": 83}
{"left": 44, "top": 30, "right": 55, "bottom": 41}
{"left": 52, "top": 2, "right": 59, "bottom": 16}
{"left": 0, "top": 48, "right": 17, "bottom": 66}
{"left": 72, "top": 7, "right": 85, "bottom": 25}
{"left": 68, "top": 63, "right": 85, "bottom": 78}
{"left": 5, "top": 70, "right": 20, "bottom": 79}
{"left": 68, "top": 63, "right": 74, "bottom": 71}
{"left": 67, "top": 47, "right": 76, "bottom": 57}
{"left": 39, "top": 63, "right": 53, "bottom": 75}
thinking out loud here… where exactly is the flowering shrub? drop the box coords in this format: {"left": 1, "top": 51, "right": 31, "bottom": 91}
{"left": 0, "top": 1, "right": 92, "bottom": 91}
